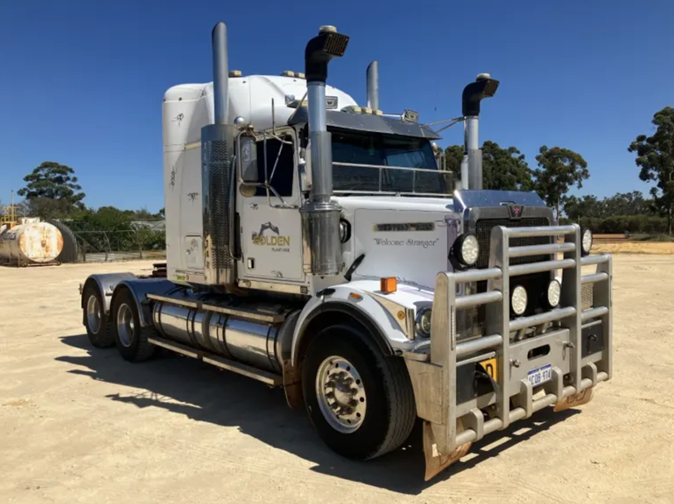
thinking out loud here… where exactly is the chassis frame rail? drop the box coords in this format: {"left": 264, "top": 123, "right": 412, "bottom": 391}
{"left": 404, "top": 224, "right": 613, "bottom": 480}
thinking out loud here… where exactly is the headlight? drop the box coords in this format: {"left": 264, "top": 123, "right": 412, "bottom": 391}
{"left": 547, "top": 279, "right": 561, "bottom": 308}
{"left": 511, "top": 285, "right": 528, "bottom": 316}
{"left": 454, "top": 233, "right": 479, "bottom": 267}
{"left": 581, "top": 228, "right": 593, "bottom": 255}
{"left": 415, "top": 308, "right": 432, "bottom": 337}
{"left": 339, "top": 220, "right": 351, "bottom": 243}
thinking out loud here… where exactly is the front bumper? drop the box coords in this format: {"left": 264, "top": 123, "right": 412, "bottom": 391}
{"left": 404, "top": 224, "right": 613, "bottom": 479}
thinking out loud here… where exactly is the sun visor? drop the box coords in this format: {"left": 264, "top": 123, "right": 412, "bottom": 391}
{"left": 288, "top": 108, "right": 441, "bottom": 140}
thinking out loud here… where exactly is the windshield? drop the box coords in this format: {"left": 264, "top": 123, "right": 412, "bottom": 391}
{"left": 331, "top": 129, "right": 449, "bottom": 195}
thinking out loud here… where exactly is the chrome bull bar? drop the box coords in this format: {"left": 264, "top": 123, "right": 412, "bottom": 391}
{"left": 404, "top": 224, "right": 613, "bottom": 479}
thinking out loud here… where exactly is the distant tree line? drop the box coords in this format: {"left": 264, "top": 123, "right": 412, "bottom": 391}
{"left": 444, "top": 106, "right": 674, "bottom": 234}
{"left": 12, "top": 161, "right": 165, "bottom": 254}
{"left": 562, "top": 191, "right": 667, "bottom": 234}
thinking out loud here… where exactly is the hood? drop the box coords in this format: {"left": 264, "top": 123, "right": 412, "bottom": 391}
{"left": 335, "top": 196, "right": 460, "bottom": 289}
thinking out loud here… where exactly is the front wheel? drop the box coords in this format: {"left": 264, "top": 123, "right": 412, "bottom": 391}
{"left": 302, "top": 324, "right": 416, "bottom": 460}
{"left": 111, "top": 288, "right": 158, "bottom": 362}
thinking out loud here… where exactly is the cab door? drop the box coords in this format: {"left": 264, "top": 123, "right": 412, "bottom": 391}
{"left": 238, "top": 131, "right": 305, "bottom": 282}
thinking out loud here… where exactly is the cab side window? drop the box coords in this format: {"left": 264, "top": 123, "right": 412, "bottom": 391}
{"left": 255, "top": 136, "right": 294, "bottom": 197}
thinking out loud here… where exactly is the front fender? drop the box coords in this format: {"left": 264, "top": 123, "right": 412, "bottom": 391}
{"left": 290, "top": 281, "right": 433, "bottom": 367}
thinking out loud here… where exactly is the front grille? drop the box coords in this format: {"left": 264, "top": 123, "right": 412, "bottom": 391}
{"left": 458, "top": 217, "right": 552, "bottom": 341}
{"left": 475, "top": 218, "right": 550, "bottom": 268}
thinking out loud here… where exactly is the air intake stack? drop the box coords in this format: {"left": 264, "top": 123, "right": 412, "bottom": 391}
{"left": 366, "top": 61, "right": 379, "bottom": 110}
{"left": 301, "top": 26, "right": 349, "bottom": 276}
{"left": 461, "top": 73, "right": 499, "bottom": 190}
{"left": 201, "top": 21, "right": 236, "bottom": 286}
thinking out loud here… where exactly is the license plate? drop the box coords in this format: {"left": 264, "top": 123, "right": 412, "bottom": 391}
{"left": 479, "top": 357, "right": 498, "bottom": 381}
{"left": 527, "top": 364, "right": 552, "bottom": 387}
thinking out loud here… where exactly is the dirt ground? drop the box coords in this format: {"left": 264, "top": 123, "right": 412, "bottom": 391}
{"left": 1, "top": 257, "right": 673, "bottom": 504}
{"left": 594, "top": 241, "right": 674, "bottom": 255}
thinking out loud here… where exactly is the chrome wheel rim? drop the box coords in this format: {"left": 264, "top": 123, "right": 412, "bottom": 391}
{"left": 86, "top": 295, "right": 102, "bottom": 334}
{"left": 315, "top": 356, "right": 367, "bottom": 433}
{"left": 116, "top": 303, "right": 135, "bottom": 348}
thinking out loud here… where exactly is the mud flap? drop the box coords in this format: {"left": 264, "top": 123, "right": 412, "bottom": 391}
{"left": 553, "top": 386, "right": 594, "bottom": 412}
{"left": 422, "top": 421, "right": 472, "bottom": 481}
{"left": 283, "top": 359, "right": 303, "bottom": 409}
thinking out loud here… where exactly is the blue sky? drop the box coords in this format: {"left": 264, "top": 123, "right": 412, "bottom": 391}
{"left": 1, "top": 0, "right": 672, "bottom": 212}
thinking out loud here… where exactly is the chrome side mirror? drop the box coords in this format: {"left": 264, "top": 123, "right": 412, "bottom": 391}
{"left": 239, "top": 134, "right": 259, "bottom": 184}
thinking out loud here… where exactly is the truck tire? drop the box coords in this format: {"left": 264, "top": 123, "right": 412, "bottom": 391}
{"left": 83, "top": 284, "right": 114, "bottom": 348}
{"left": 111, "top": 288, "right": 157, "bottom": 362}
{"left": 302, "top": 323, "right": 416, "bottom": 460}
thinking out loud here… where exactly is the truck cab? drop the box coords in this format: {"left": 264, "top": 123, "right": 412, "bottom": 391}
{"left": 81, "top": 22, "right": 613, "bottom": 481}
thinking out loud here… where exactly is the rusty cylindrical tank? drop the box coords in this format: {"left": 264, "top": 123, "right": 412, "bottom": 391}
{"left": 0, "top": 221, "right": 64, "bottom": 265}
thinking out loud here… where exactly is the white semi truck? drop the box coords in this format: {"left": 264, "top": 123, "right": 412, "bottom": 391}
{"left": 80, "top": 22, "right": 612, "bottom": 480}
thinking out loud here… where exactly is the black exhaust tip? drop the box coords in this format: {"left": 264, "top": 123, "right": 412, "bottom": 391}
{"left": 462, "top": 74, "right": 500, "bottom": 117}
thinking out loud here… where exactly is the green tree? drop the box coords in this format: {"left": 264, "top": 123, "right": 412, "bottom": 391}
{"left": 443, "top": 145, "right": 464, "bottom": 182}
{"left": 603, "top": 191, "right": 652, "bottom": 217}
{"left": 564, "top": 191, "right": 653, "bottom": 220}
{"left": 444, "top": 142, "right": 533, "bottom": 190}
{"left": 22, "top": 197, "right": 76, "bottom": 219}
{"left": 17, "top": 162, "right": 85, "bottom": 218}
{"left": 628, "top": 107, "right": 674, "bottom": 235}
{"left": 534, "top": 146, "right": 589, "bottom": 220}
{"left": 135, "top": 207, "right": 155, "bottom": 220}
{"left": 563, "top": 195, "right": 601, "bottom": 220}
{"left": 86, "top": 206, "right": 135, "bottom": 232}
{"left": 482, "top": 141, "right": 533, "bottom": 191}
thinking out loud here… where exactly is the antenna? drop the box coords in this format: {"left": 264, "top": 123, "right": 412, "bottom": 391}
{"left": 271, "top": 98, "right": 276, "bottom": 134}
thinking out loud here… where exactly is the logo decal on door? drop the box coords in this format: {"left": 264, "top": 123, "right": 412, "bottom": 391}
{"left": 252, "top": 221, "right": 291, "bottom": 250}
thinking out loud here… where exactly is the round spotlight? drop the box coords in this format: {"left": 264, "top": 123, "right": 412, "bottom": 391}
{"left": 581, "top": 228, "right": 593, "bottom": 256}
{"left": 511, "top": 285, "right": 528, "bottom": 316}
{"left": 547, "top": 279, "right": 561, "bottom": 308}
{"left": 455, "top": 233, "right": 479, "bottom": 267}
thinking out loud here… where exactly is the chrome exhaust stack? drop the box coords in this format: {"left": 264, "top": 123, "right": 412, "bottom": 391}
{"left": 301, "top": 26, "right": 349, "bottom": 276}
{"left": 202, "top": 21, "right": 236, "bottom": 286}
{"left": 366, "top": 60, "right": 379, "bottom": 110}
{"left": 461, "top": 73, "right": 499, "bottom": 190}
{"left": 212, "top": 22, "right": 229, "bottom": 124}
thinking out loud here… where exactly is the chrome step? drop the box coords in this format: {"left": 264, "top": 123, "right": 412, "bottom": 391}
{"left": 147, "top": 336, "right": 282, "bottom": 386}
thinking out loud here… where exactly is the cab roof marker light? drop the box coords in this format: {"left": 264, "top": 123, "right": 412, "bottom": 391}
{"left": 325, "top": 96, "right": 339, "bottom": 109}
{"left": 403, "top": 109, "right": 419, "bottom": 123}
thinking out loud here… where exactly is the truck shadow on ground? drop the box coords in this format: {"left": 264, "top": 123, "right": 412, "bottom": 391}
{"left": 58, "top": 334, "right": 579, "bottom": 495}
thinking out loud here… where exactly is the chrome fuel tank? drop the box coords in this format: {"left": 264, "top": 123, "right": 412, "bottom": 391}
{"left": 152, "top": 298, "right": 295, "bottom": 373}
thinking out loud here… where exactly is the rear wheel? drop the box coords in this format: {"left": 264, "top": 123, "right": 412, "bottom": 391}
{"left": 302, "top": 324, "right": 416, "bottom": 460}
{"left": 111, "top": 288, "right": 158, "bottom": 362}
{"left": 83, "top": 284, "right": 114, "bottom": 348}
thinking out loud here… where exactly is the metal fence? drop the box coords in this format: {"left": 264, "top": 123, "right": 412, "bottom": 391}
{"left": 73, "top": 229, "right": 166, "bottom": 263}
{"left": 48, "top": 219, "right": 167, "bottom": 263}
